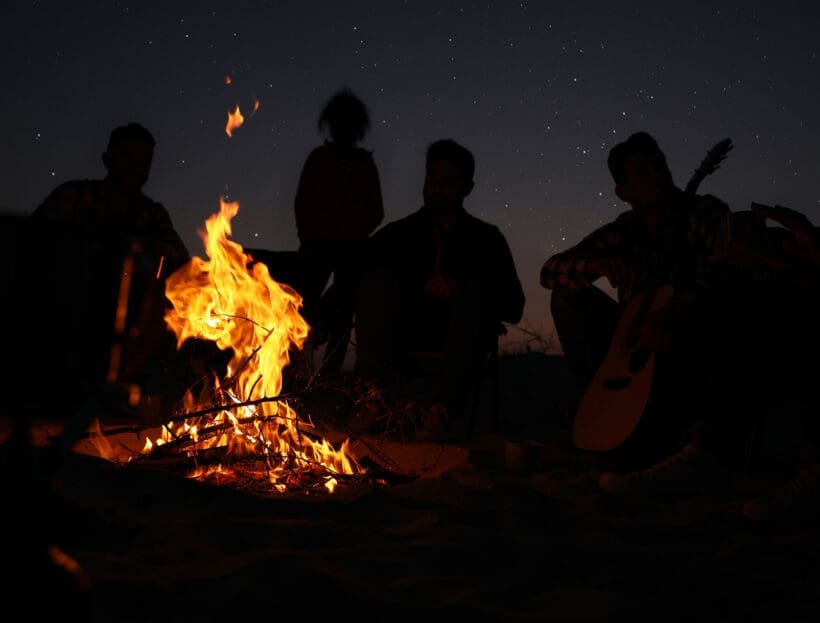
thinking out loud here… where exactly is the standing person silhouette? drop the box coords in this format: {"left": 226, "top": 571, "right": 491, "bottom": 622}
{"left": 294, "top": 88, "right": 384, "bottom": 376}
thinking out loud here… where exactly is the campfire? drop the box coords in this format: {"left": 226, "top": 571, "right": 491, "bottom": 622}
{"left": 131, "top": 198, "right": 365, "bottom": 494}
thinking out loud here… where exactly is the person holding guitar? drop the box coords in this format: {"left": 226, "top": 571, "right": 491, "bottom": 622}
{"left": 541, "top": 131, "right": 737, "bottom": 477}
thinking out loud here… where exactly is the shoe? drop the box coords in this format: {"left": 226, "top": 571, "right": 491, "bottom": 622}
{"left": 742, "top": 463, "right": 820, "bottom": 524}
{"left": 598, "top": 443, "right": 722, "bottom": 497}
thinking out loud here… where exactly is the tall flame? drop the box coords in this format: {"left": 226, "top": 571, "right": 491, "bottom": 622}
{"left": 152, "top": 197, "right": 361, "bottom": 491}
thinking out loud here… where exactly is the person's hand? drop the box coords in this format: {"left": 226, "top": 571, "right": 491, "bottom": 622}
{"left": 589, "top": 257, "right": 636, "bottom": 289}
{"left": 752, "top": 203, "right": 813, "bottom": 239}
{"left": 634, "top": 295, "right": 687, "bottom": 353}
{"left": 752, "top": 203, "right": 820, "bottom": 266}
{"left": 716, "top": 238, "right": 787, "bottom": 271}
{"left": 425, "top": 272, "right": 455, "bottom": 299}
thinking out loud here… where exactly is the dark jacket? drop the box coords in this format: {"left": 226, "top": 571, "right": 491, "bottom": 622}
{"left": 366, "top": 204, "right": 525, "bottom": 325}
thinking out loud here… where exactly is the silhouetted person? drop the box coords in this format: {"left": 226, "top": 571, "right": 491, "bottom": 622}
{"left": 355, "top": 139, "right": 525, "bottom": 441}
{"left": 4, "top": 122, "right": 196, "bottom": 614}
{"left": 294, "top": 88, "right": 384, "bottom": 375}
{"left": 706, "top": 203, "right": 820, "bottom": 524}
{"left": 541, "top": 131, "right": 817, "bottom": 512}
{"left": 541, "top": 132, "right": 734, "bottom": 461}
{"left": 597, "top": 200, "right": 820, "bottom": 524}
{"left": 29, "top": 121, "right": 192, "bottom": 416}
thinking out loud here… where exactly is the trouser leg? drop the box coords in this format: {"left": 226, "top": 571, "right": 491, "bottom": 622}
{"left": 320, "top": 244, "right": 365, "bottom": 374}
{"left": 550, "top": 286, "right": 619, "bottom": 391}
{"left": 354, "top": 269, "right": 412, "bottom": 381}
{"left": 434, "top": 281, "right": 495, "bottom": 431}
{"left": 297, "top": 243, "right": 333, "bottom": 333}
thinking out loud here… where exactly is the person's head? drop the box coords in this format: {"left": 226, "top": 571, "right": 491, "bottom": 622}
{"left": 423, "top": 139, "right": 475, "bottom": 215}
{"left": 607, "top": 131, "right": 675, "bottom": 209}
{"left": 318, "top": 88, "right": 370, "bottom": 147}
{"left": 102, "top": 122, "right": 155, "bottom": 194}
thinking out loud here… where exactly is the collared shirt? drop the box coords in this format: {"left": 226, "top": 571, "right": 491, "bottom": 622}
{"left": 540, "top": 191, "right": 731, "bottom": 306}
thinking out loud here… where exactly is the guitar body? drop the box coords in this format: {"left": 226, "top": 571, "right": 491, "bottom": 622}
{"left": 573, "top": 285, "right": 675, "bottom": 452}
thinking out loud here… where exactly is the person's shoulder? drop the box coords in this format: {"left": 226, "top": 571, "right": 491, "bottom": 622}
{"left": 693, "top": 192, "right": 729, "bottom": 208}
{"left": 461, "top": 212, "right": 516, "bottom": 243}
{"left": 352, "top": 146, "right": 376, "bottom": 162}
{"left": 691, "top": 192, "right": 730, "bottom": 218}
{"left": 46, "top": 178, "right": 100, "bottom": 196}
{"left": 33, "top": 179, "right": 99, "bottom": 215}
{"left": 590, "top": 209, "right": 633, "bottom": 233}
{"left": 612, "top": 209, "right": 636, "bottom": 224}
{"left": 462, "top": 211, "right": 498, "bottom": 231}
{"left": 304, "top": 143, "right": 333, "bottom": 162}
{"left": 143, "top": 193, "right": 168, "bottom": 210}
{"left": 371, "top": 209, "right": 420, "bottom": 235}
{"left": 383, "top": 210, "right": 419, "bottom": 229}
{"left": 138, "top": 193, "right": 173, "bottom": 218}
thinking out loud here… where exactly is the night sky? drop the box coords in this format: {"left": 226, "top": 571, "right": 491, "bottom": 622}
{"left": 4, "top": 2, "right": 819, "bottom": 350}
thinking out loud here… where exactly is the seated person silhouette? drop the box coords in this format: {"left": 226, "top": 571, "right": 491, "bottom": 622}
{"left": 354, "top": 139, "right": 525, "bottom": 441}
{"left": 540, "top": 131, "right": 736, "bottom": 463}
{"left": 27, "top": 122, "right": 198, "bottom": 420}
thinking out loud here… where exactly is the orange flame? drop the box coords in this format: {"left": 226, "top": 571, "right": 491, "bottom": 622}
{"left": 225, "top": 105, "right": 244, "bottom": 137}
{"left": 151, "top": 197, "right": 362, "bottom": 491}
{"left": 251, "top": 96, "right": 260, "bottom": 115}
{"left": 224, "top": 75, "right": 232, "bottom": 85}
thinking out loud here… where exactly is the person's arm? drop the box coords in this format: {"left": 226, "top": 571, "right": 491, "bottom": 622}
{"left": 362, "top": 155, "right": 384, "bottom": 236}
{"left": 752, "top": 203, "right": 820, "bottom": 267}
{"left": 493, "top": 229, "right": 526, "bottom": 324}
{"left": 539, "top": 220, "right": 629, "bottom": 291}
{"left": 294, "top": 149, "right": 323, "bottom": 242}
{"left": 31, "top": 182, "right": 79, "bottom": 223}
{"left": 145, "top": 200, "right": 190, "bottom": 275}
{"left": 472, "top": 226, "right": 525, "bottom": 324}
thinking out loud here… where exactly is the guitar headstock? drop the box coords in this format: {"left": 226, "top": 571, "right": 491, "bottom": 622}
{"left": 684, "top": 138, "right": 733, "bottom": 195}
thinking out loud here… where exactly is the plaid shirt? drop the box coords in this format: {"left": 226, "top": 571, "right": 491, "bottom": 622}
{"left": 32, "top": 178, "right": 190, "bottom": 275}
{"left": 540, "top": 191, "right": 731, "bottom": 305}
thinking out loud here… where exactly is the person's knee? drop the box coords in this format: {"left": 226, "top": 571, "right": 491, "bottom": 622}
{"left": 550, "top": 287, "right": 576, "bottom": 319}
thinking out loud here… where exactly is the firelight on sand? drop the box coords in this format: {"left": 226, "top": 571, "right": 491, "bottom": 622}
{"left": 141, "top": 197, "right": 362, "bottom": 493}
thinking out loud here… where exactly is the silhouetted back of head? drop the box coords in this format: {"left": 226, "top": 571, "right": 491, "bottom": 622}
{"left": 607, "top": 131, "right": 668, "bottom": 185}
{"left": 318, "top": 88, "right": 370, "bottom": 146}
{"left": 107, "top": 122, "right": 156, "bottom": 153}
{"left": 426, "top": 139, "right": 475, "bottom": 182}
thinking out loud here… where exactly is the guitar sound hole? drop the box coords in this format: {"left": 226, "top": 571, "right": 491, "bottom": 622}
{"left": 603, "top": 377, "right": 632, "bottom": 390}
{"left": 628, "top": 347, "right": 650, "bottom": 374}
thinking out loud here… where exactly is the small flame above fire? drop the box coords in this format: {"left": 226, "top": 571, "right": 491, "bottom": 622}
{"left": 225, "top": 105, "right": 244, "bottom": 137}
{"left": 147, "top": 197, "right": 362, "bottom": 492}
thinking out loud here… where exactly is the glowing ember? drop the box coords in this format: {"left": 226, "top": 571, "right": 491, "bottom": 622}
{"left": 225, "top": 105, "right": 244, "bottom": 137}
{"left": 144, "top": 197, "right": 363, "bottom": 493}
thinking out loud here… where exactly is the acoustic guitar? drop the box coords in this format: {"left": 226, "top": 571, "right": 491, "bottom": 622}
{"left": 573, "top": 138, "right": 733, "bottom": 452}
